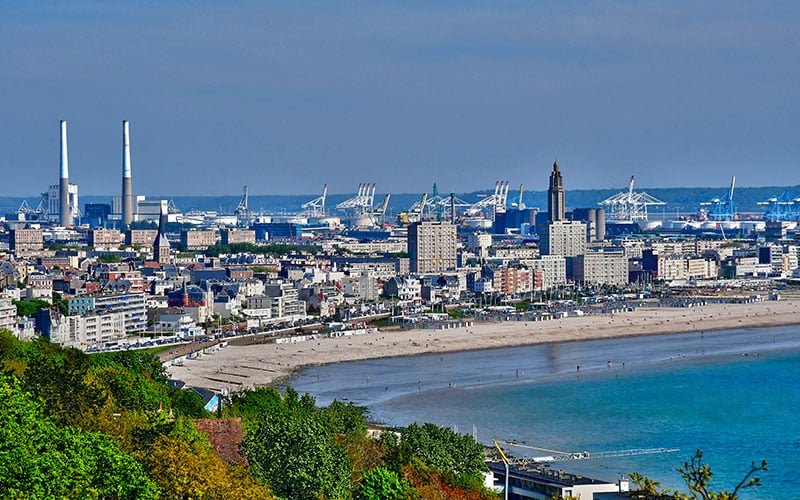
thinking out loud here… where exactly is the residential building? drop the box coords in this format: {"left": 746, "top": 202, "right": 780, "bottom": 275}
{"left": 89, "top": 229, "right": 123, "bottom": 248}
{"left": 572, "top": 249, "right": 628, "bottom": 286}
{"left": 540, "top": 220, "right": 587, "bottom": 257}
{"left": 68, "top": 292, "right": 146, "bottom": 333}
{"left": 383, "top": 276, "right": 421, "bottom": 301}
{"left": 0, "top": 297, "right": 16, "bottom": 332}
{"left": 181, "top": 229, "right": 218, "bottom": 251}
{"left": 408, "top": 221, "right": 457, "bottom": 274}
{"left": 220, "top": 228, "right": 256, "bottom": 245}
{"left": 127, "top": 229, "right": 158, "bottom": 247}
{"left": 487, "top": 461, "right": 628, "bottom": 500}
{"left": 10, "top": 228, "right": 44, "bottom": 252}
{"left": 264, "top": 282, "right": 305, "bottom": 319}
{"left": 527, "top": 255, "right": 567, "bottom": 290}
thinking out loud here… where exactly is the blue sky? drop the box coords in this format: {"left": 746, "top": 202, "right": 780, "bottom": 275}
{"left": 2, "top": 1, "right": 799, "bottom": 196}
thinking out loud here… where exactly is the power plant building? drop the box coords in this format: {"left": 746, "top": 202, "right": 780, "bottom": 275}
{"left": 408, "top": 221, "right": 457, "bottom": 274}
{"left": 48, "top": 183, "right": 79, "bottom": 225}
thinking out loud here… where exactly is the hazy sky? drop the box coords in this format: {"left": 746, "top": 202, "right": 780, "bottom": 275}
{"left": 2, "top": 1, "right": 799, "bottom": 196}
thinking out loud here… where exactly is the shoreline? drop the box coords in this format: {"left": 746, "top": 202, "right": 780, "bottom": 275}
{"left": 166, "top": 299, "right": 800, "bottom": 392}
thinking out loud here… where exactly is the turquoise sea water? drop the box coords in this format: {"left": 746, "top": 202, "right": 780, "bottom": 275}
{"left": 289, "top": 326, "right": 800, "bottom": 498}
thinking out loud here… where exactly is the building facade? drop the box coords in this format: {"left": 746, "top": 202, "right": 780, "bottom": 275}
{"left": 10, "top": 228, "right": 44, "bottom": 252}
{"left": 408, "top": 221, "right": 457, "bottom": 274}
{"left": 540, "top": 221, "right": 587, "bottom": 257}
{"left": 181, "top": 230, "right": 218, "bottom": 251}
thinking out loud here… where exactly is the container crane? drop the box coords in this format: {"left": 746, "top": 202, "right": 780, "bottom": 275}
{"left": 301, "top": 184, "right": 328, "bottom": 217}
{"left": 700, "top": 175, "right": 736, "bottom": 221}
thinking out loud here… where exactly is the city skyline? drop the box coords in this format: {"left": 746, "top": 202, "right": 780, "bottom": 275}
{"left": 2, "top": 1, "right": 799, "bottom": 196}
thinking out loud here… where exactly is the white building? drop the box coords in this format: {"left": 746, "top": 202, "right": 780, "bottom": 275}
{"left": 573, "top": 249, "right": 628, "bottom": 286}
{"left": 527, "top": 255, "right": 567, "bottom": 291}
{"left": 408, "top": 221, "right": 457, "bottom": 274}
{"left": 69, "top": 292, "right": 147, "bottom": 333}
{"left": 540, "top": 220, "right": 587, "bottom": 257}
{"left": 0, "top": 296, "right": 17, "bottom": 333}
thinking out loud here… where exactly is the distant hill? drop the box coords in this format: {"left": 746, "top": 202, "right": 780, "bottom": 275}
{"left": 3, "top": 184, "right": 799, "bottom": 219}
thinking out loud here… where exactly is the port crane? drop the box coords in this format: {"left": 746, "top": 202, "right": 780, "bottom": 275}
{"left": 758, "top": 190, "right": 800, "bottom": 221}
{"left": 466, "top": 181, "right": 510, "bottom": 218}
{"left": 700, "top": 175, "right": 736, "bottom": 221}
{"left": 235, "top": 185, "right": 251, "bottom": 225}
{"left": 301, "top": 184, "right": 328, "bottom": 217}
{"left": 336, "top": 182, "right": 390, "bottom": 226}
{"left": 598, "top": 175, "right": 666, "bottom": 223}
{"left": 493, "top": 440, "right": 679, "bottom": 464}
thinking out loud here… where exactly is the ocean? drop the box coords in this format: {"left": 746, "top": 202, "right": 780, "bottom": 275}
{"left": 288, "top": 325, "right": 800, "bottom": 498}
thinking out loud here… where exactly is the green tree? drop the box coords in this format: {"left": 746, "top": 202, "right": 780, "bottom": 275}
{"left": 242, "top": 403, "right": 352, "bottom": 500}
{"left": 318, "top": 399, "right": 368, "bottom": 438}
{"left": 0, "top": 376, "right": 159, "bottom": 499}
{"left": 12, "top": 298, "right": 51, "bottom": 317}
{"left": 399, "top": 422, "right": 488, "bottom": 487}
{"left": 141, "top": 434, "right": 273, "bottom": 499}
{"left": 357, "top": 467, "right": 408, "bottom": 500}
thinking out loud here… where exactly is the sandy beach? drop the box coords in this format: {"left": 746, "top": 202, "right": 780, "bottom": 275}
{"left": 167, "top": 299, "right": 800, "bottom": 392}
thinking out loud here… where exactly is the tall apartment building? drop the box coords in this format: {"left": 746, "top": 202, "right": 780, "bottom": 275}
{"left": 181, "top": 230, "right": 218, "bottom": 251}
{"left": 9, "top": 228, "right": 44, "bottom": 252}
{"left": 572, "top": 249, "right": 628, "bottom": 286}
{"left": 540, "top": 220, "right": 587, "bottom": 257}
{"left": 408, "top": 221, "right": 457, "bottom": 274}
{"left": 264, "top": 282, "right": 306, "bottom": 319}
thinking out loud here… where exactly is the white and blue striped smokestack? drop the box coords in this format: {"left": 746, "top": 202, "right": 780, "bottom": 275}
{"left": 59, "top": 120, "right": 71, "bottom": 227}
{"left": 122, "top": 120, "right": 133, "bottom": 226}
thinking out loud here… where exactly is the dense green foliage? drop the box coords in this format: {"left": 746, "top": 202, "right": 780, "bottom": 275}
{"left": 0, "top": 329, "right": 496, "bottom": 499}
{"left": 356, "top": 467, "right": 409, "bottom": 500}
{"left": 0, "top": 376, "right": 159, "bottom": 499}
{"left": 12, "top": 298, "right": 51, "bottom": 317}
{"left": 205, "top": 242, "right": 319, "bottom": 257}
{"left": 230, "top": 387, "right": 497, "bottom": 500}
{"left": 98, "top": 254, "right": 123, "bottom": 263}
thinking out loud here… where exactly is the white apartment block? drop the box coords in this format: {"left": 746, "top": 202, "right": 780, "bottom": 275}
{"left": 573, "top": 250, "right": 628, "bottom": 286}
{"left": 0, "top": 297, "right": 16, "bottom": 333}
{"left": 526, "top": 255, "right": 567, "bottom": 290}
{"left": 540, "top": 221, "right": 587, "bottom": 257}
{"left": 408, "top": 221, "right": 457, "bottom": 274}
{"left": 69, "top": 292, "right": 147, "bottom": 333}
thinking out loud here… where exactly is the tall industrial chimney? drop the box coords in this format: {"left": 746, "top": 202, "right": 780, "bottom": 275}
{"left": 59, "top": 120, "right": 71, "bottom": 227}
{"left": 122, "top": 120, "right": 133, "bottom": 226}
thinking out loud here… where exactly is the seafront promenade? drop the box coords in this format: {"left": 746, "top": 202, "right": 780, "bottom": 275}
{"left": 166, "top": 298, "right": 800, "bottom": 392}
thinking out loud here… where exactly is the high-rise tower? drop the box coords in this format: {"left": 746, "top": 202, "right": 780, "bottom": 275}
{"left": 122, "top": 120, "right": 134, "bottom": 227}
{"left": 547, "top": 159, "right": 565, "bottom": 222}
{"left": 59, "top": 120, "right": 71, "bottom": 227}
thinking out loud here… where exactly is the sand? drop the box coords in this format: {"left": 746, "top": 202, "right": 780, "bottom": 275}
{"left": 166, "top": 299, "right": 800, "bottom": 392}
